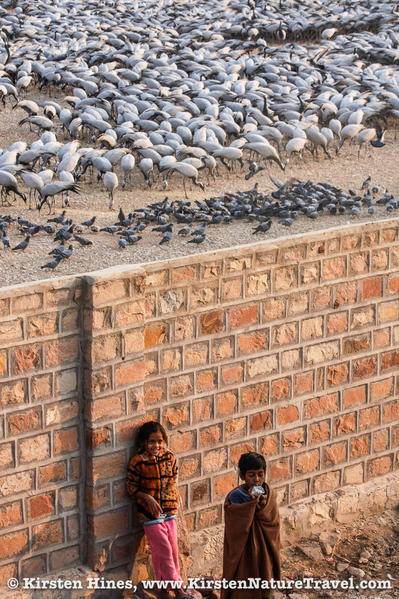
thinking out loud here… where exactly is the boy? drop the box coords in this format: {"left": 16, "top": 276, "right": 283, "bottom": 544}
{"left": 221, "top": 452, "right": 281, "bottom": 599}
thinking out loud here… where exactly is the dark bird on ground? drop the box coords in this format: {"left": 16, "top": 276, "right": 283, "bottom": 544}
{"left": 12, "top": 236, "right": 30, "bottom": 251}
{"left": 245, "top": 161, "right": 265, "bottom": 180}
{"left": 252, "top": 220, "right": 272, "bottom": 234}
{"left": 370, "top": 123, "right": 385, "bottom": 148}
{"left": 47, "top": 211, "right": 66, "bottom": 224}
{"left": 188, "top": 234, "right": 206, "bottom": 244}
{"left": 160, "top": 230, "right": 173, "bottom": 244}
{"left": 361, "top": 176, "right": 371, "bottom": 190}
{"left": 73, "top": 235, "right": 93, "bottom": 246}
{"left": 41, "top": 256, "right": 62, "bottom": 270}
{"left": 82, "top": 216, "right": 96, "bottom": 227}
{"left": 118, "top": 237, "right": 127, "bottom": 249}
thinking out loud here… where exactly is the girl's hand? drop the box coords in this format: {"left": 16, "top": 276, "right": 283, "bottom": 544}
{"left": 137, "top": 492, "right": 162, "bottom": 518}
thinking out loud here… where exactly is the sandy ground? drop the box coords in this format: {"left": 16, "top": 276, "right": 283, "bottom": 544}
{"left": 1, "top": 89, "right": 399, "bottom": 288}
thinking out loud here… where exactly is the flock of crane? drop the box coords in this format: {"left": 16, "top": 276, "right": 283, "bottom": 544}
{"left": 0, "top": 0, "right": 398, "bottom": 211}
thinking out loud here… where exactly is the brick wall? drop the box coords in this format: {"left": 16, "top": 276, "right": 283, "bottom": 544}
{"left": 0, "top": 278, "right": 84, "bottom": 583}
{"left": 0, "top": 219, "right": 399, "bottom": 581}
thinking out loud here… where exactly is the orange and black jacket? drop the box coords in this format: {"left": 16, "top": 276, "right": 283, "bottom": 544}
{"left": 127, "top": 449, "right": 178, "bottom": 521}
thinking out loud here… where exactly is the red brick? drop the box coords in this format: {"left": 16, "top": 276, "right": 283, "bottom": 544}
{"left": 203, "top": 447, "right": 227, "bottom": 474}
{"left": 86, "top": 428, "right": 111, "bottom": 450}
{"left": 199, "top": 424, "right": 222, "bottom": 446}
{"left": 6, "top": 407, "right": 41, "bottom": 436}
{"left": 144, "top": 381, "right": 165, "bottom": 405}
{"left": 89, "top": 509, "right": 129, "bottom": 538}
{"left": 373, "top": 328, "right": 390, "bottom": 349}
{"left": 295, "top": 449, "right": 319, "bottom": 473}
{"left": 274, "top": 265, "right": 298, "bottom": 291}
{"left": 163, "top": 402, "right": 190, "bottom": 429}
{"left": 29, "top": 493, "right": 54, "bottom": 519}
{"left": 272, "top": 322, "right": 298, "bottom": 347}
{"left": 161, "top": 348, "right": 181, "bottom": 372}
{"left": 170, "top": 431, "right": 196, "bottom": 454}
{"left": 18, "top": 434, "right": 49, "bottom": 464}
{"left": 86, "top": 486, "right": 110, "bottom": 511}
{"left": 90, "top": 394, "right": 124, "bottom": 421}
{"left": 351, "top": 306, "right": 374, "bottom": 330}
{"left": 0, "top": 529, "right": 28, "bottom": 559}
{"left": 192, "top": 397, "right": 212, "bottom": 422}
{"left": 335, "top": 282, "right": 357, "bottom": 306}
{"left": 334, "top": 412, "right": 356, "bottom": 436}
{"left": 294, "top": 372, "right": 313, "bottom": 395}
{"left": 262, "top": 298, "right": 285, "bottom": 321}
{"left": 277, "top": 405, "right": 298, "bottom": 426}
{"left": 32, "top": 520, "right": 63, "bottom": 550}
{"left": 179, "top": 455, "right": 201, "bottom": 479}
{"left": 367, "top": 455, "right": 392, "bottom": 479}
{"left": 230, "top": 304, "right": 258, "bottom": 328}
{"left": 392, "top": 425, "right": 399, "bottom": 448}
{"left": 50, "top": 546, "right": 80, "bottom": 570}
{"left": 379, "top": 302, "right": 399, "bottom": 322}
{"left": 211, "top": 336, "right": 234, "bottom": 362}
{"left": 381, "top": 351, "right": 399, "bottom": 371}
{"left": 250, "top": 411, "right": 272, "bottom": 432}
{"left": 216, "top": 391, "right": 237, "bottom": 415}
{"left": 343, "top": 334, "right": 370, "bottom": 354}
{"left": 197, "top": 368, "right": 217, "bottom": 392}
{"left": 327, "top": 363, "right": 348, "bottom": 386}
{"left": 373, "top": 429, "right": 389, "bottom": 452}
{"left": 184, "top": 343, "right": 208, "bottom": 367}
{"left": 359, "top": 406, "right": 380, "bottom": 430}
{"left": 326, "top": 312, "right": 348, "bottom": 335}
{"left": 352, "top": 356, "right": 377, "bottom": 379}
{"left": 200, "top": 311, "right": 223, "bottom": 335}
{"left": 312, "top": 287, "right": 332, "bottom": 310}
{"left": 323, "top": 256, "right": 346, "bottom": 280}
{"left": 290, "top": 479, "right": 309, "bottom": 501}
{"left": 388, "top": 276, "right": 399, "bottom": 294}
{"left": 190, "top": 479, "right": 210, "bottom": 505}
{"left": 197, "top": 506, "right": 222, "bottom": 529}
{"left": 371, "top": 378, "right": 393, "bottom": 400}
{"left": 260, "top": 434, "right": 279, "bottom": 456}
{"left": 169, "top": 374, "right": 193, "bottom": 397}
{"left": 282, "top": 427, "right": 305, "bottom": 451}
{"left": 323, "top": 442, "right": 346, "bottom": 466}
{"left": 221, "top": 363, "right": 242, "bottom": 386}
{"left": 238, "top": 330, "right": 268, "bottom": 354}
{"left": 90, "top": 453, "right": 125, "bottom": 485}
{"left": 305, "top": 393, "right": 339, "bottom": 418}
{"left": 214, "top": 472, "right": 237, "bottom": 499}
{"left": 269, "top": 458, "right": 291, "bottom": 481}
{"left": 115, "top": 358, "right": 146, "bottom": 387}
{"left": 349, "top": 252, "right": 368, "bottom": 275}
{"left": 54, "top": 427, "right": 79, "bottom": 454}
{"left": 241, "top": 383, "right": 268, "bottom": 407}
{"left": 144, "top": 324, "right": 167, "bottom": 348}
{"left": 383, "top": 401, "right": 399, "bottom": 422}
{"left": 247, "top": 354, "right": 278, "bottom": 378}
{"left": 230, "top": 442, "right": 255, "bottom": 466}
{"left": 344, "top": 463, "right": 364, "bottom": 485}
{"left": 301, "top": 316, "right": 323, "bottom": 340}
{"left": 0, "top": 563, "right": 17, "bottom": 586}
{"left": 362, "top": 277, "right": 382, "bottom": 300}
{"left": 0, "top": 379, "right": 28, "bottom": 407}
{"left": 342, "top": 385, "right": 366, "bottom": 408}
{"left": 172, "top": 265, "right": 197, "bottom": 283}
{"left": 90, "top": 335, "right": 120, "bottom": 364}
{"left": 313, "top": 471, "right": 340, "bottom": 494}
{"left": 225, "top": 417, "right": 247, "bottom": 439}
{"left": 39, "top": 462, "right": 67, "bottom": 485}
{"left": 309, "top": 420, "right": 330, "bottom": 444}
{"left": 222, "top": 277, "right": 243, "bottom": 301}
{"left": 287, "top": 293, "right": 308, "bottom": 316}
{"left": 0, "top": 501, "right": 22, "bottom": 529}
{"left": 271, "top": 378, "right": 290, "bottom": 402}
{"left": 371, "top": 249, "right": 388, "bottom": 271}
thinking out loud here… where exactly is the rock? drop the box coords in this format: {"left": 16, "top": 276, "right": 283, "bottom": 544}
{"left": 347, "top": 566, "right": 365, "bottom": 578}
{"left": 360, "top": 549, "right": 371, "bottom": 560}
{"left": 320, "top": 541, "right": 333, "bottom": 555}
{"left": 289, "top": 594, "right": 310, "bottom": 599}
{"left": 336, "top": 561, "right": 348, "bottom": 572}
{"left": 297, "top": 541, "right": 324, "bottom": 561}
{"left": 273, "top": 593, "right": 285, "bottom": 599}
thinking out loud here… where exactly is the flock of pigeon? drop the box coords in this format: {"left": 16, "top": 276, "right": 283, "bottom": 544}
{"left": 0, "top": 0, "right": 399, "bottom": 268}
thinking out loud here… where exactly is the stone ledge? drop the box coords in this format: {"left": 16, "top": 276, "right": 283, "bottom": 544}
{"left": 189, "top": 471, "right": 399, "bottom": 577}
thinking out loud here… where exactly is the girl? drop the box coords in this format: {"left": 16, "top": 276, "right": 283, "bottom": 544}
{"left": 127, "top": 421, "right": 192, "bottom": 599}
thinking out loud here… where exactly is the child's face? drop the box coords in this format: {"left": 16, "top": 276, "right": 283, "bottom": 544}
{"left": 144, "top": 432, "right": 166, "bottom": 456}
{"left": 242, "top": 468, "right": 265, "bottom": 489}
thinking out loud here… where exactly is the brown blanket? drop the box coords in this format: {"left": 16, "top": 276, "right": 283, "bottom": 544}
{"left": 221, "top": 483, "right": 281, "bottom": 599}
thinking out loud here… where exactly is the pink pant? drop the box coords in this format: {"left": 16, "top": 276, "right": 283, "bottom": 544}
{"left": 144, "top": 518, "right": 182, "bottom": 587}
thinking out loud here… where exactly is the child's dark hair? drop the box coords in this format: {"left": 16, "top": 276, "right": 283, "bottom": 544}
{"left": 136, "top": 421, "right": 168, "bottom": 450}
{"left": 238, "top": 452, "right": 266, "bottom": 476}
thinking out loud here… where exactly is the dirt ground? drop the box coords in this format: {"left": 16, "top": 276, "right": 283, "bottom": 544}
{"left": 91, "top": 508, "right": 399, "bottom": 599}
{"left": 1, "top": 89, "right": 399, "bottom": 288}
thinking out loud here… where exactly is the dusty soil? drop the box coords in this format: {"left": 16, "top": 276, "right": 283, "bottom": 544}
{"left": 91, "top": 508, "right": 399, "bottom": 599}
{"left": 1, "top": 90, "right": 399, "bottom": 288}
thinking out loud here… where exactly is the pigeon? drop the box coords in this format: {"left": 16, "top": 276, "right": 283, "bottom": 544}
{"left": 12, "top": 236, "right": 30, "bottom": 251}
